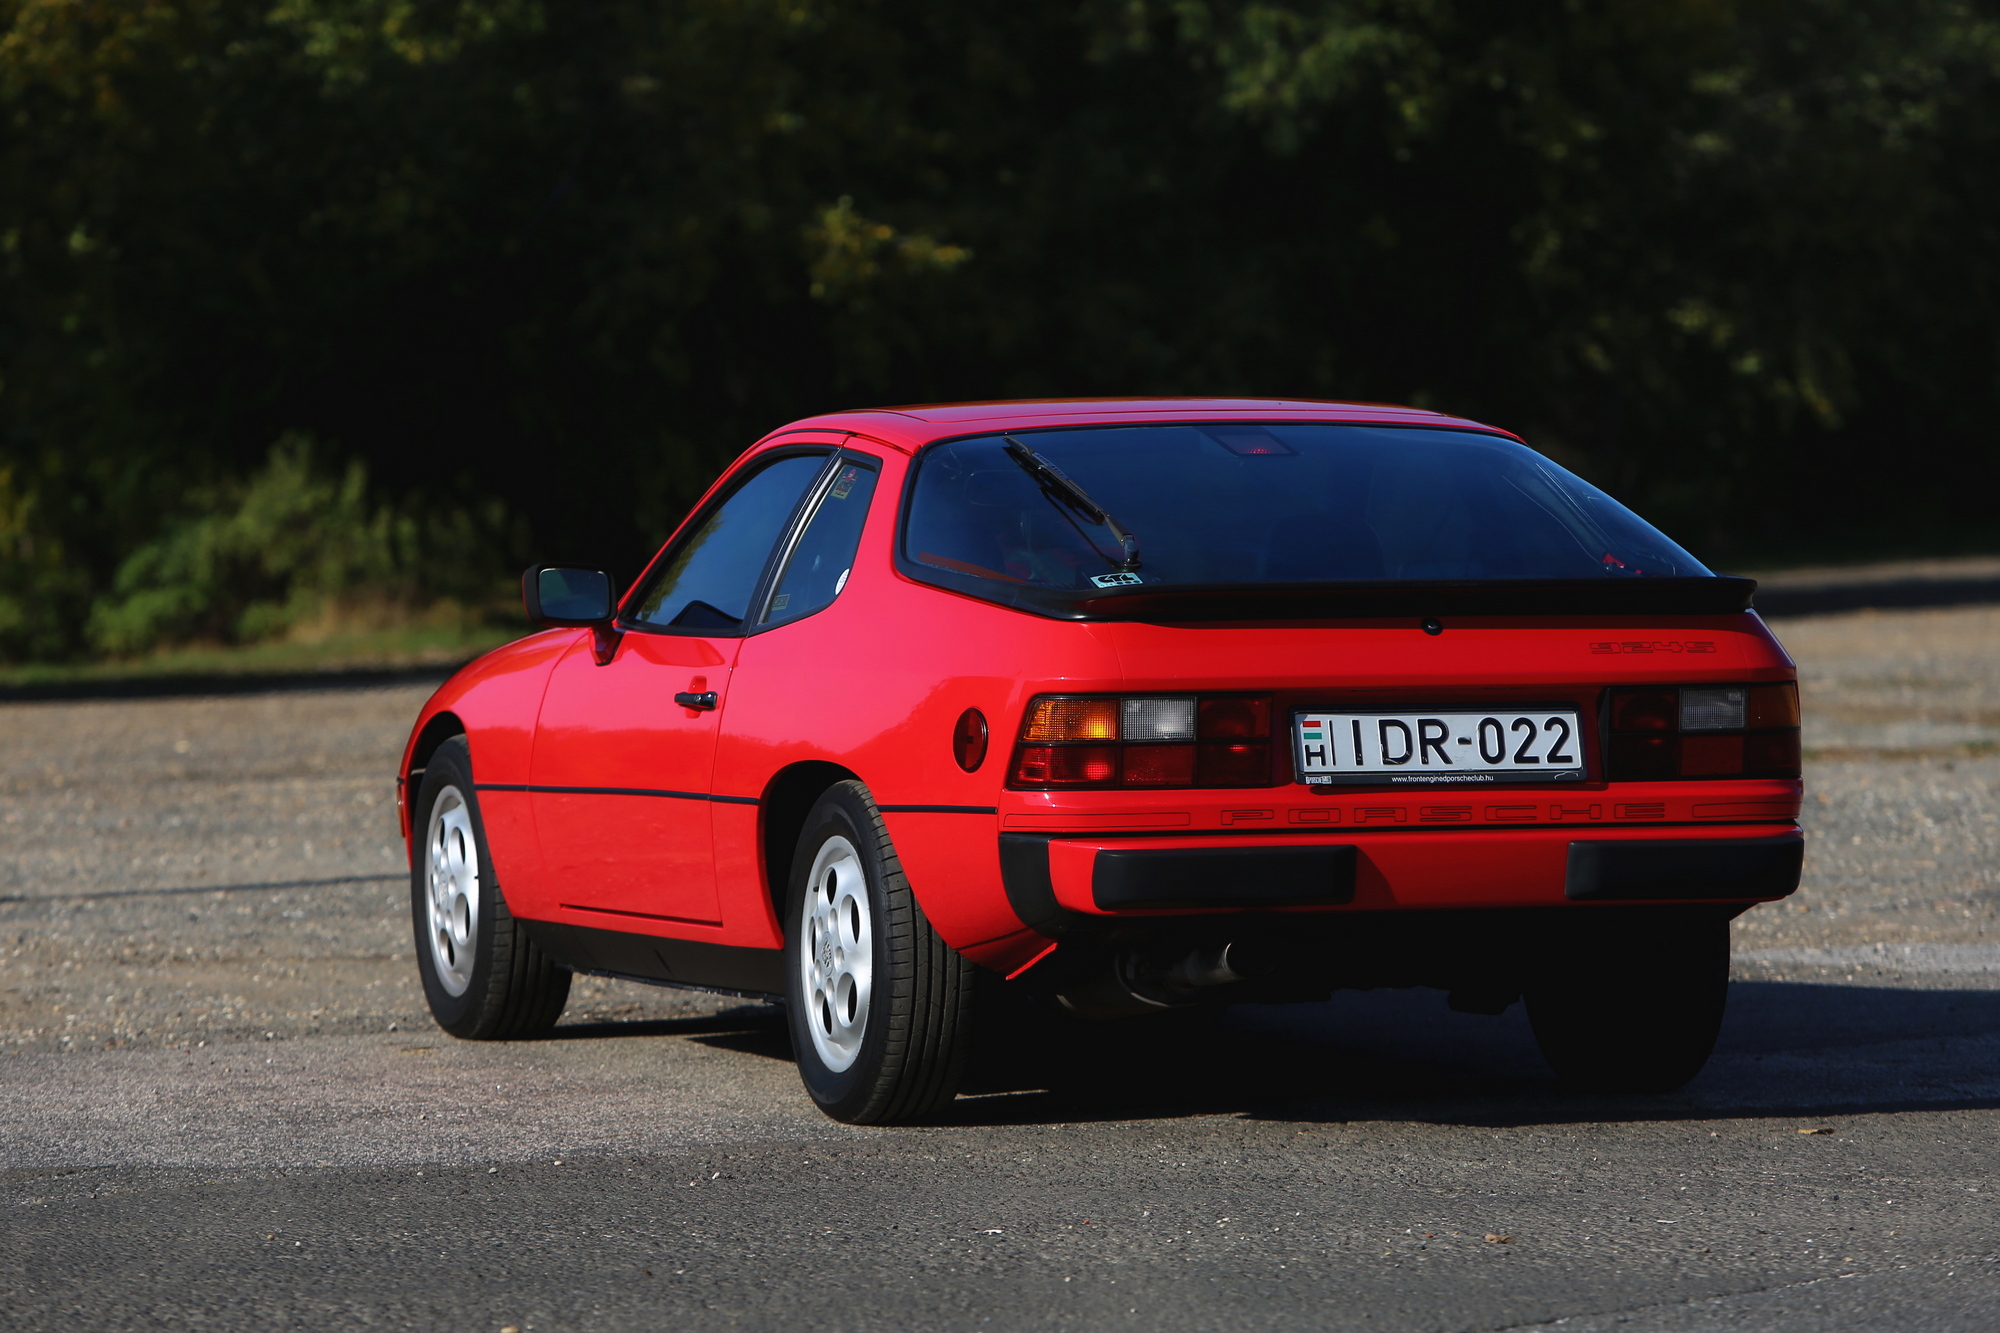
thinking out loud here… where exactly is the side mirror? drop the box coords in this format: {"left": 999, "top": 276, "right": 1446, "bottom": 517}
{"left": 523, "top": 565, "right": 615, "bottom": 627}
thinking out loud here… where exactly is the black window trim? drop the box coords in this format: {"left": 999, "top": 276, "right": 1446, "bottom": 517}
{"left": 618, "top": 444, "right": 841, "bottom": 639}
{"left": 748, "top": 448, "right": 883, "bottom": 633}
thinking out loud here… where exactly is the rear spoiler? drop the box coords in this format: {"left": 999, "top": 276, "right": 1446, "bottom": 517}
{"left": 1070, "top": 576, "right": 1760, "bottom": 622}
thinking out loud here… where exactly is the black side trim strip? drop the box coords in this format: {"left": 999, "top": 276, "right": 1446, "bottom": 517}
{"left": 879, "top": 804, "right": 999, "bottom": 815}
{"left": 998, "top": 835, "right": 1067, "bottom": 936}
{"left": 518, "top": 920, "right": 785, "bottom": 998}
{"left": 476, "top": 783, "right": 760, "bottom": 805}
{"left": 560, "top": 902, "right": 720, "bottom": 927}
{"left": 1565, "top": 834, "right": 1804, "bottom": 901}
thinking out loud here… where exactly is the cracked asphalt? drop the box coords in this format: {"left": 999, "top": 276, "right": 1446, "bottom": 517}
{"left": 3, "top": 606, "right": 1998, "bottom": 1331}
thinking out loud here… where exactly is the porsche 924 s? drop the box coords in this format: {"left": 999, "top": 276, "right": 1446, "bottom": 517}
{"left": 397, "top": 398, "right": 1802, "bottom": 1123}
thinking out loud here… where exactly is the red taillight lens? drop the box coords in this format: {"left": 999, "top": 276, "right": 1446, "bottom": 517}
{"left": 1610, "top": 689, "right": 1677, "bottom": 732}
{"left": 1012, "top": 744, "right": 1119, "bottom": 786}
{"left": 1679, "top": 734, "right": 1745, "bottom": 777}
{"left": 1197, "top": 742, "right": 1270, "bottom": 786}
{"left": 1198, "top": 697, "right": 1270, "bottom": 740}
{"left": 1747, "top": 682, "right": 1801, "bottom": 729}
{"left": 1745, "top": 730, "right": 1801, "bottom": 772}
{"left": 1123, "top": 745, "right": 1195, "bottom": 785}
{"left": 1607, "top": 683, "right": 1800, "bottom": 781}
{"left": 1608, "top": 733, "right": 1675, "bottom": 780}
{"left": 1010, "top": 694, "right": 1275, "bottom": 789}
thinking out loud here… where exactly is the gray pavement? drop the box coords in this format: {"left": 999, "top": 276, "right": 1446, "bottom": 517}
{"left": 3, "top": 607, "right": 1999, "bottom": 1330}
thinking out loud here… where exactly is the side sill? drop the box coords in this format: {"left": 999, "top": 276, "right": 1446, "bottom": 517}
{"left": 519, "top": 920, "right": 785, "bottom": 1000}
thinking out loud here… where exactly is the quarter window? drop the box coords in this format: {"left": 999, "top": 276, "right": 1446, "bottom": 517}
{"left": 762, "top": 459, "right": 879, "bottom": 626}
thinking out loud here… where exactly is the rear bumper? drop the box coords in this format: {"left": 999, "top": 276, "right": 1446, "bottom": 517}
{"left": 1000, "top": 824, "right": 1801, "bottom": 934}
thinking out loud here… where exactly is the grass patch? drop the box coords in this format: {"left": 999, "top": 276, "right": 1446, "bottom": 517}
{"left": 0, "top": 619, "right": 525, "bottom": 689}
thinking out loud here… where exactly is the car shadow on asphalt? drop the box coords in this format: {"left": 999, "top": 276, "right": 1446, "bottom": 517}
{"left": 531, "top": 980, "right": 2000, "bottom": 1129}
{"left": 951, "top": 979, "right": 2000, "bottom": 1129}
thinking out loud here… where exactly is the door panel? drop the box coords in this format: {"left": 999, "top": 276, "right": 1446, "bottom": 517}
{"left": 530, "top": 632, "right": 737, "bottom": 925}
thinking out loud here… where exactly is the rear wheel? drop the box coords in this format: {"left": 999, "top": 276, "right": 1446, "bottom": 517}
{"left": 411, "top": 737, "right": 571, "bottom": 1039}
{"left": 785, "top": 781, "right": 975, "bottom": 1124}
{"left": 1525, "top": 910, "right": 1730, "bottom": 1092}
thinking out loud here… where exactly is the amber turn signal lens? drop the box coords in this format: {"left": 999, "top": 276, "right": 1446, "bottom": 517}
{"left": 1021, "top": 697, "right": 1119, "bottom": 742}
{"left": 1748, "top": 682, "right": 1801, "bottom": 729}
{"left": 952, "top": 708, "right": 988, "bottom": 772}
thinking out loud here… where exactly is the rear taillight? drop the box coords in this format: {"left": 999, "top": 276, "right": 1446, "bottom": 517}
{"left": 1606, "top": 683, "right": 1800, "bottom": 780}
{"left": 1009, "top": 694, "right": 1275, "bottom": 789}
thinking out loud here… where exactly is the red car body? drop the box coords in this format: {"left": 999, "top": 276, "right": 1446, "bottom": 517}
{"left": 398, "top": 398, "right": 1801, "bottom": 1087}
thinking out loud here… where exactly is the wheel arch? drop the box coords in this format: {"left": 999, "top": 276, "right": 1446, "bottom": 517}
{"left": 409, "top": 711, "right": 468, "bottom": 790}
{"left": 760, "top": 760, "right": 862, "bottom": 925}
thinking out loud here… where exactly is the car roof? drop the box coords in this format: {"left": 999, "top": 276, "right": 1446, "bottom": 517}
{"left": 751, "top": 397, "right": 1519, "bottom": 454}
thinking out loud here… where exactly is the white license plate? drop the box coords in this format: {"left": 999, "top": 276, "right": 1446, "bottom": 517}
{"left": 1294, "top": 709, "right": 1586, "bottom": 786}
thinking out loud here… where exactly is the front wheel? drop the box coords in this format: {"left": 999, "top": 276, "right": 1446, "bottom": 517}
{"left": 785, "top": 781, "right": 975, "bottom": 1124}
{"left": 1525, "top": 910, "right": 1730, "bottom": 1092}
{"left": 411, "top": 737, "right": 571, "bottom": 1039}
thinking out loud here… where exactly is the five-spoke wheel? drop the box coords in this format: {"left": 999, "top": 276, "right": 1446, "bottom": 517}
{"left": 784, "top": 780, "right": 975, "bottom": 1124}
{"left": 424, "top": 785, "right": 481, "bottom": 996}
{"left": 410, "top": 737, "right": 570, "bottom": 1039}
{"left": 798, "top": 833, "right": 874, "bottom": 1073}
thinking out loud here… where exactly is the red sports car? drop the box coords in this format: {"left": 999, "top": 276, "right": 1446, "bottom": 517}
{"left": 398, "top": 398, "right": 1802, "bottom": 1123}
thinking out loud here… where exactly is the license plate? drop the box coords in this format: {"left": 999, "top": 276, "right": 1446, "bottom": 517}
{"left": 1294, "top": 708, "right": 1586, "bottom": 786}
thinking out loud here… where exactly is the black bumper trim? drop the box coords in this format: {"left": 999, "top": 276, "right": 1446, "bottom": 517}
{"left": 1564, "top": 834, "right": 1804, "bottom": 901}
{"left": 1092, "top": 845, "right": 1357, "bottom": 910}
{"left": 999, "top": 835, "right": 1065, "bottom": 935}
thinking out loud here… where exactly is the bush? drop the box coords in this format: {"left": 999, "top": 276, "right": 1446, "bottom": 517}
{"left": 84, "top": 435, "right": 518, "bottom": 658}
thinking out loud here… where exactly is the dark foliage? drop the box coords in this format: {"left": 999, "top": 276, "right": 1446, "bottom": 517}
{"left": 2, "top": 0, "right": 1996, "bottom": 660}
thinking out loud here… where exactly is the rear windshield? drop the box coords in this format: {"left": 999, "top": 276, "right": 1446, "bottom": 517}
{"left": 904, "top": 424, "right": 1709, "bottom": 592}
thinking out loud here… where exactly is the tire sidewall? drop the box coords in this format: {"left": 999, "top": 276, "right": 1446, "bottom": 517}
{"left": 784, "top": 787, "right": 894, "bottom": 1119}
{"left": 410, "top": 738, "right": 499, "bottom": 1037}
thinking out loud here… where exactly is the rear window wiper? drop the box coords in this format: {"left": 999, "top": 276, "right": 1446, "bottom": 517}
{"left": 1002, "top": 437, "right": 1140, "bottom": 571}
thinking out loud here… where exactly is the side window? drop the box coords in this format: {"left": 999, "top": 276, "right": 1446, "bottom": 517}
{"left": 626, "top": 453, "right": 829, "bottom": 631}
{"left": 761, "top": 458, "right": 880, "bottom": 626}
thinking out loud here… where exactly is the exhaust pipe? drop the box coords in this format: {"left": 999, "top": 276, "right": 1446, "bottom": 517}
{"left": 1054, "top": 941, "right": 1251, "bottom": 1021}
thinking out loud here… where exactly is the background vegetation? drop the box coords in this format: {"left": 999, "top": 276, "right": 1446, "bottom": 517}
{"left": 2, "top": 0, "right": 1997, "bottom": 664}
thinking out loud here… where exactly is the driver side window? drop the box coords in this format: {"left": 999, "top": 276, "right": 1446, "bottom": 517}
{"left": 626, "top": 453, "right": 828, "bottom": 632}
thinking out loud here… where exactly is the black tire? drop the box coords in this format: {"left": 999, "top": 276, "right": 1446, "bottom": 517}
{"left": 411, "top": 736, "right": 571, "bottom": 1039}
{"left": 1525, "top": 909, "right": 1730, "bottom": 1092}
{"left": 784, "top": 780, "right": 975, "bottom": 1124}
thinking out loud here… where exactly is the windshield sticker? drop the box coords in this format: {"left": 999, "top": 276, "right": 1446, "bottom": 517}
{"left": 1089, "top": 571, "right": 1143, "bottom": 589}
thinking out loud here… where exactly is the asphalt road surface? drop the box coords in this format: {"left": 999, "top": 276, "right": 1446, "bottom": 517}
{"left": 4, "top": 607, "right": 1998, "bottom": 1331}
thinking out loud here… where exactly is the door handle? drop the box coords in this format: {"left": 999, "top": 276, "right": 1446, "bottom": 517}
{"left": 674, "top": 691, "right": 718, "bottom": 710}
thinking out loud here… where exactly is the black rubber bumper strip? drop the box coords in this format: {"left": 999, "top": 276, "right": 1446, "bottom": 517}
{"left": 1564, "top": 833, "right": 1804, "bottom": 901}
{"left": 1091, "top": 845, "right": 1358, "bottom": 910}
